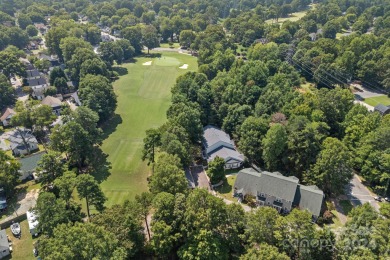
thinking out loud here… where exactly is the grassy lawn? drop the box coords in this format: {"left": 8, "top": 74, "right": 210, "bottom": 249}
{"left": 5, "top": 219, "right": 37, "bottom": 260}
{"left": 99, "top": 52, "right": 198, "bottom": 207}
{"left": 214, "top": 175, "right": 238, "bottom": 202}
{"left": 159, "top": 43, "right": 180, "bottom": 48}
{"left": 339, "top": 200, "right": 353, "bottom": 216}
{"left": 265, "top": 4, "right": 315, "bottom": 24}
{"left": 364, "top": 95, "right": 390, "bottom": 107}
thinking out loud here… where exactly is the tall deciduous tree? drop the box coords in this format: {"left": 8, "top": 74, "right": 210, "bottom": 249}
{"left": 207, "top": 156, "right": 225, "bottom": 184}
{"left": 38, "top": 222, "right": 126, "bottom": 259}
{"left": 142, "top": 128, "right": 161, "bottom": 167}
{"left": 37, "top": 151, "right": 66, "bottom": 186}
{"left": 78, "top": 74, "right": 117, "bottom": 122}
{"left": 142, "top": 25, "right": 159, "bottom": 54}
{"left": 262, "top": 124, "right": 288, "bottom": 171}
{"left": 149, "top": 152, "right": 188, "bottom": 195}
{"left": 92, "top": 201, "right": 145, "bottom": 257}
{"left": 305, "top": 137, "right": 352, "bottom": 197}
{"left": 0, "top": 150, "right": 20, "bottom": 196}
{"left": 135, "top": 192, "right": 153, "bottom": 241}
{"left": 0, "top": 74, "right": 15, "bottom": 110}
{"left": 76, "top": 174, "right": 106, "bottom": 220}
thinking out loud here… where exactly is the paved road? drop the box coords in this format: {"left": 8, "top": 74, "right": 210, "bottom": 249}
{"left": 345, "top": 175, "right": 380, "bottom": 211}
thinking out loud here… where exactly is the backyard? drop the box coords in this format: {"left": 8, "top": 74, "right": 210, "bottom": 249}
{"left": 214, "top": 175, "right": 238, "bottom": 202}
{"left": 5, "top": 219, "right": 37, "bottom": 260}
{"left": 98, "top": 52, "right": 198, "bottom": 207}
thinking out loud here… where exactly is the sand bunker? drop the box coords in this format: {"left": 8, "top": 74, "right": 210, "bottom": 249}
{"left": 179, "top": 64, "right": 188, "bottom": 69}
{"left": 143, "top": 61, "right": 152, "bottom": 66}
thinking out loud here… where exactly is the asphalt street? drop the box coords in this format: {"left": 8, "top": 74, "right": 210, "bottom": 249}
{"left": 345, "top": 174, "right": 380, "bottom": 211}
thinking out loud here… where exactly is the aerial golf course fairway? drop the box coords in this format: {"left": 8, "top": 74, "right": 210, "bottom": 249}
{"left": 99, "top": 52, "right": 198, "bottom": 207}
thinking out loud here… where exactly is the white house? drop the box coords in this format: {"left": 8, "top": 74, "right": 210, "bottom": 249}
{"left": 0, "top": 108, "right": 16, "bottom": 127}
{"left": 202, "top": 125, "right": 245, "bottom": 169}
{"left": 7, "top": 128, "right": 39, "bottom": 156}
{"left": 0, "top": 230, "right": 10, "bottom": 259}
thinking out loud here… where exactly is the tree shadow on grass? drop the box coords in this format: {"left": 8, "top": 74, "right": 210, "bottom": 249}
{"left": 141, "top": 53, "right": 162, "bottom": 58}
{"left": 88, "top": 147, "right": 111, "bottom": 183}
{"left": 112, "top": 66, "right": 128, "bottom": 76}
{"left": 101, "top": 113, "right": 122, "bottom": 140}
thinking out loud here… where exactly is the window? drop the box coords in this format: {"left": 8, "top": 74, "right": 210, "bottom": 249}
{"left": 259, "top": 193, "right": 265, "bottom": 197}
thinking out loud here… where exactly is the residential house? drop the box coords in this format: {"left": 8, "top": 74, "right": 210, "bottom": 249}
{"left": 7, "top": 128, "right": 39, "bottom": 157}
{"left": 0, "top": 230, "right": 10, "bottom": 259}
{"left": 25, "top": 65, "right": 49, "bottom": 100}
{"left": 202, "top": 125, "right": 245, "bottom": 169}
{"left": 27, "top": 210, "right": 39, "bottom": 236}
{"left": 374, "top": 104, "right": 390, "bottom": 116}
{"left": 234, "top": 168, "right": 324, "bottom": 221}
{"left": 18, "top": 152, "right": 45, "bottom": 181}
{"left": 34, "top": 23, "right": 48, "bottom": 35}
{"left": 0, "top": 107, "right": 16, "bottom": 127}
{"left": 41, "top": 96, "right": 62, "bottom": 116}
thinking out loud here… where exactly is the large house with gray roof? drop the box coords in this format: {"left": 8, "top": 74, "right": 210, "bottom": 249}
{"left": 234, "top": 168, "right": 324, "bottom": 220}
{"left": 202, "top": 125, "right": 245, "bottom": 169}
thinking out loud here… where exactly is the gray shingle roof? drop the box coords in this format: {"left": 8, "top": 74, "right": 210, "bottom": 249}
{"left": 7, "top": 129, "right": 38, "bottom": 149}
{"left": 374, "top": 104, "right": 390, "bottom": 114}
{"left": 203, "top": 125, "right": 244, "bottom": 164}
{"left": 0, "top": 229, "right": 8, "bottom": 250}
{"left": 234, "top": 168, "right": 299, "bottom": 203}
{"left": 18, "top": 152, "right": 45, "bottom": 173}
{"left": 234, "top": 168, "right": 324, "bottom": 217}
{"left": 293, "top": 185, "right": 324, "bottom": 218}
{"left": 208, "top": 147, "right": 245, "bottom": 163}
{"left": 203, "top": 125, "right": 235, "bottom": 154}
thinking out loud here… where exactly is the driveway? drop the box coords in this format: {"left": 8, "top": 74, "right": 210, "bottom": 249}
{"left": 345, "top": 175, "right": 380, "bottom": 211}
{"left": 0, "top": 189, "right": 39, "bottom": 226}
{"left": 189, "top": 166, "right": 211, "bottom": 191}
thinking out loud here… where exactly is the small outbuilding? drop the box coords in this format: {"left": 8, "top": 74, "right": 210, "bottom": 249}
{"left": 0, "top": 229, "right": 10, "bottom": 259}
{"left": 27, "top": 210, "right": 39, "bottom": 236}
{"left": 374, "top": 104, "right": 390, "bottom": 116}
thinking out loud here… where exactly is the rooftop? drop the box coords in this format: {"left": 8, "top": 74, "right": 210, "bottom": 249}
{"left": 0, "top": 229, "right": 8, "bottom": 250}
{"left": 18, "top": 151, "right": 45, "bottom": 173}
{"left": 41, "top": 96, "right": 62, "bottom": 108}
{"left": 0, "top": 107, "right": 16, "bottom": 122}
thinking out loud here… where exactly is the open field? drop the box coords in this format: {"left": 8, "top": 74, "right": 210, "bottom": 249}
{"left": 265, "top": 4, "right": 315, "bottom": 24}
{"left": 99, "top": 52, "right": 198, "bottom": 207}
{"left": 364, "top": 95, "right": 390, "bottom": 107}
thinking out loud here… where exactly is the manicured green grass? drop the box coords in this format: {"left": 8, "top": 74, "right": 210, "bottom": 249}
{"left": 364, "top": 95, "right": 390, "bottom": 107}
{"left": 5, "top": 219, "right": 37, "bottom": 260}
{"left": 99, "top": 52, "right": 198, "bottom": 207}
{"left": 215, "top": 175, "right": 238, "bottom": 202}
{"left": 265, "top": 4, "right": 315, "bottom": 24}
{"left": 159, "top": 43, "right": 180, "bottom": 48}
{"left": 339, "top": 200, "right": 354, "bottom": 216}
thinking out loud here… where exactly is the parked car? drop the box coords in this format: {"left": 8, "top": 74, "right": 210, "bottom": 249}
{"left": 384, "top": 197, "right": 390, "bottom": 202}
{"left": 374, "top": 196, "right": 382, "bottom": 202}
{"left": 0, "top": 188, "right": 7, "bottom": 211}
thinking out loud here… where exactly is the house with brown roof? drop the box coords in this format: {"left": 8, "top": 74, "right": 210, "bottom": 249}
{"left": 0, "top": 108, "right": 16, "bottom": 127}
{"left": 41, "top": 96, "right": 62, "bottom": 115}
